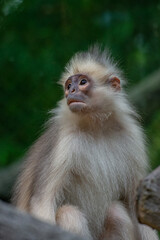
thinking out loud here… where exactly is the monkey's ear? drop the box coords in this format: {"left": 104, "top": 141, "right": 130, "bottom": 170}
{"left": 107, "top": 76, "right": 121, "bottom": 91}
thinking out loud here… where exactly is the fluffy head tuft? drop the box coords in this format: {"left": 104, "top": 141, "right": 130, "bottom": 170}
{"left": 59, "top": 46, "right": 125, "bottom": 87}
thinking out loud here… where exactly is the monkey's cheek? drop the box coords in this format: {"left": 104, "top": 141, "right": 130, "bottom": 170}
{"left": 69, "top": 102, "right": 87, "bottom": 112}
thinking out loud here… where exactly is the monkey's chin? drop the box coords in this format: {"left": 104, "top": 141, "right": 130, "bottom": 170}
{"left": 69, "top": 102, "right": 87, "bottom": 113}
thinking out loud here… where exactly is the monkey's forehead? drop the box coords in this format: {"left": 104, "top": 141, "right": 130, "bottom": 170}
{"left": 59, "top": 60, "right": 118, "bottom": 86}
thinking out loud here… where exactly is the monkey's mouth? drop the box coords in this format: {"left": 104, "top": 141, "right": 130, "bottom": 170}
{"left": 68, "top": 99, "right": 86, "bottom": 105}
{"left": 67, "top": 99, "right": 87, "bottom": 112}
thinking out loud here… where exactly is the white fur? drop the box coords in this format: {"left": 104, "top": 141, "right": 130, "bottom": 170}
{"left": 56, "top": 205, "right": 92, "bottom": 239}
{"left": 48, "top": 95, "right": 148, "bottom": 239}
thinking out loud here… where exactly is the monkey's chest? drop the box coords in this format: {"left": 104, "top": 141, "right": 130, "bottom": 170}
{"left": 59, "top": 134, "right": 127, "bottom": 236}
{"left": 63, "top": 134, "right": 126, "bottom": 194}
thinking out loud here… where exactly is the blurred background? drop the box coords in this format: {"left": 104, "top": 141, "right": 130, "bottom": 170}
{"left": 0, "top": 0, "right": 160, "bottom": 203}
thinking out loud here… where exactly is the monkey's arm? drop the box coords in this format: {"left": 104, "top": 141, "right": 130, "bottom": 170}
{"left": 12, "top": 121, "right": 69, "bottom": 223}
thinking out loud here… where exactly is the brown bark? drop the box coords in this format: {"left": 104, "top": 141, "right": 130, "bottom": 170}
{"left": 136, "top": 166, "right": 160, "bottom": 231}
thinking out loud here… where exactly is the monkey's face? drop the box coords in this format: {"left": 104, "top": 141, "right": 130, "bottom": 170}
{"left": 65, "top": 74, "right": 92, "bottom": 113}
{"left": 64, "top": 73, "right": 121, "bottom": 114}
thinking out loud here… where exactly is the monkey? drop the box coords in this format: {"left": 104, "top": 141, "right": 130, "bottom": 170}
{"left": 12, "top": 46, "right": 158, "bottom": 240}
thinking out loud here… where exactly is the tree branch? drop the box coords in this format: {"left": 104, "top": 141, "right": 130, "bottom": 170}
{"left": 129, "top": 69, "right": 160, "bottom": 121}
{"left": 0, "top": 200, "right": 85, "bottom": 240}
{"left": 0, "top": 161, "right": 21, "bottom": 201}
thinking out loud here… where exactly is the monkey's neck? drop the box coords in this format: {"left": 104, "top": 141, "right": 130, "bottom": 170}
{"left": 57, "top": 108, "right": 124, "bottom": 135}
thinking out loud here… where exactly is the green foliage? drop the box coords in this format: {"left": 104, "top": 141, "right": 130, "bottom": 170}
{"left": 0, "top": 0, "right": 160, "bottom": 167}
{"left": 147, "top": 111, "right": 160, "bottom": 169}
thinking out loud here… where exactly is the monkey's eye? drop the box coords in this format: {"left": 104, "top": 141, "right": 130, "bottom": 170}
{"left": 67, "top": 83, "right": 71, "bottom": 90}
{"left": 79, "top": 79, "right": 87, "bottom": 85}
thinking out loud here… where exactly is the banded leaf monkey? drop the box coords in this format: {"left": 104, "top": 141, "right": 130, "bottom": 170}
{"left": 12, "top": 47, "right": 158, "bottom": 240}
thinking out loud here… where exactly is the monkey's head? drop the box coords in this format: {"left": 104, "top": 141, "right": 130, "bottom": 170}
{"left": 60, "top": 46, "right": 125, "bottom": 116}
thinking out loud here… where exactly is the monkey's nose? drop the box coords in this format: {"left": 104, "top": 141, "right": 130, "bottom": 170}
{"left": 71, "top": 88, "right": 76, "bottom": 93}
